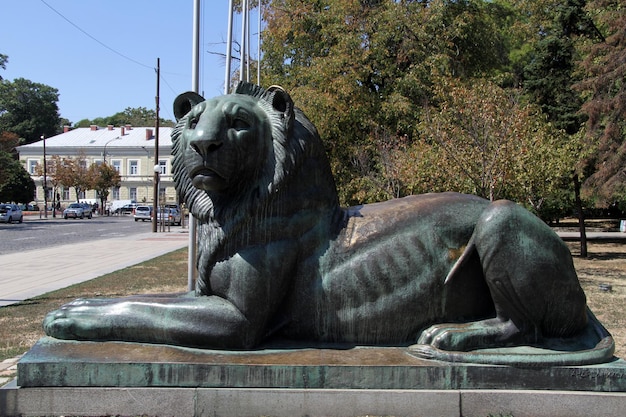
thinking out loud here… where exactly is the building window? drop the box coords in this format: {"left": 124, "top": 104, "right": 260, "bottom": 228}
{"left": 158, "top": 160, "right": 167, "bottom": 175}
{"left": 28, "top": 160, "right": 39, "bottom": 175}
{"left": 78, "top": 190, "right": 85, "bottom": 199}
{"left": 111, "top": 160, "right": 121, "bottom": 173}
{"left": 129, "top": 160, "right": 139, "bottom": 175}
{"left": 112, "top": 186, "right": 120, "bottom": 200}
{"left": 130, "top": 187, "right": 137, "bottom": 201}
{"left": 62, "top": 187, "right": 70, "bottom": 200}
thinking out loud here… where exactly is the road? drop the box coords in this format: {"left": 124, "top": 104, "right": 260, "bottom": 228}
{"left": 0, "top": 214, "right": 154, "bottom": 255}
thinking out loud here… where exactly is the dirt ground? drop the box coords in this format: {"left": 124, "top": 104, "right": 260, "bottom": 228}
{"left": 567, "top": 241, "right": 626, "bottom": 359}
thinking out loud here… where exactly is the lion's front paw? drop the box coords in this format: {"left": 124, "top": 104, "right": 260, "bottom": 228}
{"left": 43, "top": 298, "right": 117, "bottom": 340}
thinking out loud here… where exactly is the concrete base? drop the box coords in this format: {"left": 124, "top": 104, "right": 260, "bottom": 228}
{"left": 2, "top": 385, "right": 626, "bottom": 417}
{"left": 16, "top": 337, "right": 626, "bottom": 391}
{"left": 2, "top": 337, "right": 625, "bottom": 416}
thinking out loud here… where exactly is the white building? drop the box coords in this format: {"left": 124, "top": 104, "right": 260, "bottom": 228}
{"left": 16, "top": 124, "right": 176, "bottom": 209}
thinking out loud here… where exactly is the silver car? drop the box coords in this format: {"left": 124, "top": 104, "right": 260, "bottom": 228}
{"left": 63, "top": 203, "right": 93, "bottom": 219}
{"left": 0, "top": 203, "right": 23, "bottom": 223}
{"left": 154, "top": 208, "right": 182, "bottom": 226}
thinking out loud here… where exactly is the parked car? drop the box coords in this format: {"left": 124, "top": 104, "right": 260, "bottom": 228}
{"left": 134, "top": 205, "right": 153, "bottom": 222}
{"left": 153, "top": 208, "right": 182, "bottom": 226}
{"left": 63, "top": 202, "right": 93, "bottom": 219}
{"left": 115, "top": 203, "right": 138, "bottom": 215}
{"left": 0, "top": 203, "right": 23, "bottom": 223}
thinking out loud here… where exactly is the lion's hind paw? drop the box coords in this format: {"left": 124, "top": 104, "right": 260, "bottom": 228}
{"left": 416, "top": 318, "right": 520, "bottom": 351}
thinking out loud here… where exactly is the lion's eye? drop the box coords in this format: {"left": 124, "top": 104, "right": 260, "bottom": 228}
{"left": 232, "top": 118, "right": 250, "bottom": 131}
{"left": 188, "top": 116, "right": 199, "bottom": 130}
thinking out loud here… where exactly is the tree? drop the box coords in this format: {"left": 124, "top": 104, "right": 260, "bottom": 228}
{"left": 262, "top": 0, "right": 514, "bottom": 204}
{"left": 53, "top": 154, "right": 91, "bottom": 203}
{"left": 35, "top": 155, "right": 65, "bottom": 216}
{"left": 521, "top": 0, "right": 603, "bottom": 256}
{"left": 74, "top": 107, "right": 174, "bottom": 128}
{"left": 0, "top": 131, "right": 21, "bottom": 154}
{"left": 88, "top": 162, "right": 121, "bottom": 213}
{"left": 0, "top": 151, "right": 35, "bottom": 203}
{"left": 390, "top": 78, "right": 579, "bottom": 219}
{"left": 0, "top": 54, "right": 7, "bottom": 80}
{"left": 575, "top": 0, "right": 626, "bottom": 208}
{"left": 0, "top": 78, "right": 61, "bottom": 144}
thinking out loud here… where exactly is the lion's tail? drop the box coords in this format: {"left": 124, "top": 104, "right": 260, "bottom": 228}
{"left": 444, "top": 234, "right": 476, "bottom": 285}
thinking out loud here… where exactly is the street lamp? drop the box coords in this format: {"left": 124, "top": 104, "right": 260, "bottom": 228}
{"left": 103, "top": 137, "right": 121, "bottom": 163}
{"left": 152, "top": 164, "right": 160, "bottom": 233}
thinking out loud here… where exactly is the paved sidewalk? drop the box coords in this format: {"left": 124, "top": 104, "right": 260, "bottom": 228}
{"left": 0, "top": 230, "right": 189, "bottom": 307}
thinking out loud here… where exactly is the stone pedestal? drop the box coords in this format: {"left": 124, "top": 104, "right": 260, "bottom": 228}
{"left": 15, "top": 337, "right": 626, "bottom": 391}
{"left": 1, "top": 337, "right": 624, "bottom": 417}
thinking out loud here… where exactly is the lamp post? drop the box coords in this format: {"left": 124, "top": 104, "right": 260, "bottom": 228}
{"left": 42, "top": 135, "right": 48, "bottom": 219}
{"left": 152, "top": 164, "right": 160, "bottom": 233}
{"left": 103, "top": 137, "right": 121, "bottom": 164}
{"left": 101, "top": 137, "right": 121, "bottom": 215}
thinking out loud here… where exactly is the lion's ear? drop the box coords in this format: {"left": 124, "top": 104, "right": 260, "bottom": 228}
{"left": 173, "top": 92, "right": 206, "bottom": 121}
{"left": 267, "top": 85, "right": 294, "bottom": 125}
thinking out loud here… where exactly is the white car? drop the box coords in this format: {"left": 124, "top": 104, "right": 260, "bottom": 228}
{"left": 134, "top": 205, "right": 153, "bottom": 222}
{"left": 0, "top": 203, "right": 23, "bottom": 223}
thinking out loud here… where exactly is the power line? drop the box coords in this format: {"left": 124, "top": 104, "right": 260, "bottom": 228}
{"left": 39, "top": 0, "right": 154, "bottom": 70}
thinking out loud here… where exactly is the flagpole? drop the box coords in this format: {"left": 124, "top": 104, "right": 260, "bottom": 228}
{"left": 188, "top": 0, "right": 201, "bottom": 292}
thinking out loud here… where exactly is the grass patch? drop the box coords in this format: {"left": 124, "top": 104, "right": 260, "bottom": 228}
{"left": 0, "top": 248, "right": 188, "bottom": 361}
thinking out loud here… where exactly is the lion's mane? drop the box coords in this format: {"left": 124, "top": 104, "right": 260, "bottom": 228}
{"left": 171, "top": 82, "right": 339, "bottom": 294}
{"left": 171, "top": 82, "right": 337, "bottom": 222}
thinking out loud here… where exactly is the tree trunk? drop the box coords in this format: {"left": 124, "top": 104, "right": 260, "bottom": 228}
{"left": 573, "top": 174, "right": 587, "bottom": 257}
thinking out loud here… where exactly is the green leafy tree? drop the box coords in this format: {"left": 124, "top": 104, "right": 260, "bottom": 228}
{"left": 0, "top": 151, "right": 35, "bottom": 203}
{"left": 74, "top": 107, "right": 174, "bottom": 128}
{"left": 0, "top": 54, "right": 7, "bottom": 80}
{"left": 0, "top": 78, "right": 61, "bottom": 144}
{"left": 393, "top": 78, "right": 579, "bottom": 218}
{"left": 519, "top": 0, "right": 604, "bottom": 255}
{"left": 262, "top": 0, "right": 514, "bottom": 204}
{"left": 522, "top": 0, "right": 601, "bottom": 135}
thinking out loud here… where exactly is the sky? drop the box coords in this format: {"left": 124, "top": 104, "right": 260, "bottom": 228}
{"left": 1, "top": 1, "right": 261, "bottom": 124}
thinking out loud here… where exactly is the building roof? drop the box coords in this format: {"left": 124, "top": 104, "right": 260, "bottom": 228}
{"left": 17, "top": 125, "right": 173, "bottom": 155}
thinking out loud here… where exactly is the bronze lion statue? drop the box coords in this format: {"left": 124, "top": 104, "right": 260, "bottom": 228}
{"left": 44, "top": 82, "right": 614, "bottom": 366}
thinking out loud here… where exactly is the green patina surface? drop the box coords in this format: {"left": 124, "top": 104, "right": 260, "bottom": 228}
{"left": 41, "top": 83, "right": 614, "bottom": 367}
{"left": 17, "top": 337, "right": 626, "bottom": 391}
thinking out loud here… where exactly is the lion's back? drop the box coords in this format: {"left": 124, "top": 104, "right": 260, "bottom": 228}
{"left": 276, "top": 192, "right": 493, "bottom": 344}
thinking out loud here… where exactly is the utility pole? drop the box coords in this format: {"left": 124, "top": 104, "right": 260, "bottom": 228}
{"left": 152, "top": 57, "right": 160, "bottom": 233}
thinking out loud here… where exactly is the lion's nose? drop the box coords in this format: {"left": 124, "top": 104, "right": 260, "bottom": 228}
{"left": 189, "top": 134, "right": 223, "bottom": 156}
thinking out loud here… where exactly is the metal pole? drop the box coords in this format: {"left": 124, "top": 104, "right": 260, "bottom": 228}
{"left": 225, "top": 0, "right": 234, "bottom": 93}
{"left": 240, "top": 0, "right": 248, "bottom": 82}
{"left": 188, "top": 0, "right": 202, "bottom": 292}
{"left": 42, "top": 135, "right": 48, "bottom": 219}
{"left": 152, "top": 58, "right": 160, "bottom": 233}
{"left": 258, "top": 2, "right": 261, "bottom": 84}
{"left": 246, "top": 0, "right": 251, "bottom": 82}
{"left": 192, "top": 0, "right": 201, "bottom": 93}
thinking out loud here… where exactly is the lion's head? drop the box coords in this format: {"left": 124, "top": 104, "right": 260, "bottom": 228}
{"left": 171, "top": 82, "right": 339, "bottom": 224}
